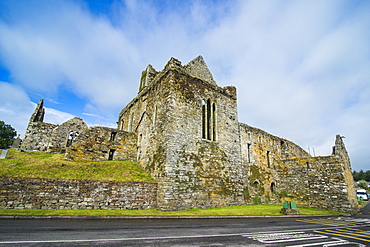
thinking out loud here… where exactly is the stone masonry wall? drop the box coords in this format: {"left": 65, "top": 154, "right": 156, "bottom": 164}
{"left": 118, "top": 57, "right": 245, "bottom": 210}
{"left": 239, "top": 123, "right": 311, "bottom": 205}
{"left": 20, "top": 122, "right": 57, "bottom": 151}
{"left": 276, "top": 156, "right": 357, "bottom": 214}
{"left": 47, "top": 117, "right": 88, "bottom": 153}
{"left": 0, "top": 177, "right": 157, "bottom": 210}
{"left": 67, "top": 127, "right": 137, "bottom": 161}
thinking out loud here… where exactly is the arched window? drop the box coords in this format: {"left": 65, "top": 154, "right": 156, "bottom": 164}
{"left": 66, "top": 131, "right": 78, "bottom": 147}
{"left": 202, "top": 99, "right": 216, "bottom": 141}
{"left": 270, "top": 182, "right": 276, "bottom": 192}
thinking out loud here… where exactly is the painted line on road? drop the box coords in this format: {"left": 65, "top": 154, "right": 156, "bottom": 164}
{"left": 314, "top": 229, "right": 370, "bottom": 243}
{"left": 297, "top": 218, "right": 363, "bottom": 226}
{"left": 0, "top": 233, "right": 243, "bottom": 245}
{"left": 285, "top": 238, "right": 353, "bottom": 247}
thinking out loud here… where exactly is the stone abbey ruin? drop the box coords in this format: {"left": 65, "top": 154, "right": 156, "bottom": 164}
{"left": 19, "top": 56, "right": 358, "bottom": 213}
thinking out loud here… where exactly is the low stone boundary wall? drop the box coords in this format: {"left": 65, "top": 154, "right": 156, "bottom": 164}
{"left": 0, "top": 177, "right": 157, "bottom": 210}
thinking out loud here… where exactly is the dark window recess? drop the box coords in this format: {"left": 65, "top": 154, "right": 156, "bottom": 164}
{"left": 110, "top": 131, "right": 117, "bottom": 141}
{"left": 267, "top": 151, "right": 270, "bottom": 167}
{"left": 202, "top": 99, "right": 216, "bottom": 141}
{"left": 202, "top": 101, "right": 206, "bottom": 139}
{"left": 108, "top": 149, "right": 115, "bottom": 160}
{"left": 271, "top": 182, "right": 275, "bottom": 192}
{"left": 247, "top": 143, "right": 251, "bottom": 163}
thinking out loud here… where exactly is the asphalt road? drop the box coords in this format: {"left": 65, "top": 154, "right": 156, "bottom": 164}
{"left": 1, "top": 204, "right": 370, "bottom": 246}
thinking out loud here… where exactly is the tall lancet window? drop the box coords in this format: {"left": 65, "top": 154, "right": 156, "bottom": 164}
{"left": 202, "top": 99, "right": 216, "bottom": 141}
{"left": 202, "top": 100, "right": 206, "bottom": 139}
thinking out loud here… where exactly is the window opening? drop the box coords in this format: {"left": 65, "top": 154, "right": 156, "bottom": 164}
{"left": 270, "top": 182, "right": 275, "bottom": 192}
{"left": 110, "top": 131, "right": 117, "bottom": 142}
{"left": 120, "top": 120, "right": 124, "bottom": 130}
{"left": 267, "top": 151, "right": 270, "bottom": 167}
{"left": 247, "top": 143, "right": 251, "bottom": 163}
{"left": 212, "top": 103, "right": 216, "bottom": 141}
{"left": 108, "top": 149, "right": 115, "bottom": 160}
{"left": 202, "top": 99, "right": 216, "bottom": 141}
{"left": 66, "top": 131, "right": 78, "bottom": 147}
{"left": 306, "top": 162, "right": 310, "bottom": 169}
{"left": 206, "top": 99, "right": 211, "bottom": 140}
{"left": 128, "top": 113, "right": 134, "bottom": 132}
{"left": 202, "top": 100, "right": 206, "bottom": 139}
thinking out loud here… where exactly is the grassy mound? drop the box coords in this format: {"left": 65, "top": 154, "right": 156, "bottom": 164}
{"left": 0, "top": 150, "right": 154, "bottom": 182}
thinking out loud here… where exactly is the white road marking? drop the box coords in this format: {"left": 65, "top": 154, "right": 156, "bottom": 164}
{"left": 0, "top": 233, "right": 241, "bottom": 244}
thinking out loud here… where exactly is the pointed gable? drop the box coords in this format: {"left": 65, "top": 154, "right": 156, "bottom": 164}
{"left": 184, "top": 55, "right": 217, "bottom": 86}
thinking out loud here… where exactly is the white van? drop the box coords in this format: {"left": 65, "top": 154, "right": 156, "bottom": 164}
{"left": 356, "top": 189, "right": 368, "bottom": 201}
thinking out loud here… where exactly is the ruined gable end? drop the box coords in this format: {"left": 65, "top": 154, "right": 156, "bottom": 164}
{"left": 139, "top": 64, "right": 158, "bottom": 92}
{"left": 30, "top": 99, "right": 45, "bottom": 123}
{"left": 47, "top": 117, "right": 88, "bottom": 153}
{"left": 184, "top": 55, "right": 217, "bottom": 86}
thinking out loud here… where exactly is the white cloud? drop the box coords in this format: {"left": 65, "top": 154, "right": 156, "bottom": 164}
{"left": 0, "top": 0, "right": 369, "bottom": 170}
{"left": 0, "top": 82, "right": 34, "bottom": 137}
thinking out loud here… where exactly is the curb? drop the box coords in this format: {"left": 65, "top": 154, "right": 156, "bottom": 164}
{"left": 0, "top": 214, "right": 351, "bottom": 220}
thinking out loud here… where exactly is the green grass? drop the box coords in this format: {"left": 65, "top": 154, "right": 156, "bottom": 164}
{"left": 0, "top": 150, "right": 154, "bottom": 182}
{"left": 0, "top": 205, "right": 344, "bottom": 217}
{"left": 0, "top": 150, "right": 346, "bottom": 217}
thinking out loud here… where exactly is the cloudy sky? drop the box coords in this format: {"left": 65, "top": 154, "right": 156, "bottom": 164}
{"left": 0, "top": 0, "right": 369, "bottom": 171}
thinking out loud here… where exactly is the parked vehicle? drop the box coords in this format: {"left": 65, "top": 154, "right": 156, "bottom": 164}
{"left": 356, "top": 189, "right": 368, "bottom": 201}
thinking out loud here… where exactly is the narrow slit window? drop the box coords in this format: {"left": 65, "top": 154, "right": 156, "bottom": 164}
{"left": 212, "top": 103, "right": 216, "bottom": 141}
{"left": 267, "top": 151, "right": 270, "bottom": 167}
{"left": 271, "top": 182, "right": 275, "bottom": 192}
{"left": 206, "top": 99, "right": 211, "bottom": 140}
{"left": 202, "top": 99, "right": 216, "bottom": 141}
{"left": 202, "top": 100, "right": 206, "bottom": 139}
{"left": 110, "top": 131, "right": 117, "bottom": 142}
{"left": 247, "top": 143, "right": 251, "bottom": 163}
{"left": 128, "top": 113, "right": 134, "bottom": 132}
{"left": 108, "top": 149, "right": 115, "bottom": 160}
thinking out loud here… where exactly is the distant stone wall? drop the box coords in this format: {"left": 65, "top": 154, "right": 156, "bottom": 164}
{"left": 276, "top": 156, "right": 358, "bottom": 214}
{"left": 20, "top": 122, "right": 57, "bottom": 151}
{"left": 66, "top": 127, "right": 137, "bottom": 161}
{"left": 0, "top": 177, "right": 157, "bottom": 210}
{"left": 47, "top": 117, "right": 88, "bottom": 153}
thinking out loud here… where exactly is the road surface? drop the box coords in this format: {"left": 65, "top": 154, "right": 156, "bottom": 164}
{"left": 0, "top": 203, "right": 370, "bottom": 246}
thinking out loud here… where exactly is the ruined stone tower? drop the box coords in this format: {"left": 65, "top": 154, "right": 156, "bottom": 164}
{"left": 23, "top": 56, "right": 358, "bottom": 213}
{"left": 117, "top": 56, "right": 246, "bottom": 210}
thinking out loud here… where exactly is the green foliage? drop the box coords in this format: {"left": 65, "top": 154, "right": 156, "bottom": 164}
{"left": 0, "top": 205, "right": 344, "bottom": 217}
{"left": 252, "top": 197, "right": 261, "bottom": 204}
{"left": 0, "top": 150, "right": 154, "bottom": 182}
{"left": 357, "top": 180, "right": 369, "bottom": 190}
{"left": 0, "top": 121, "right": 17, "bottom": 149}
{"left": 353, "top": 170, "right": 370, "bottom": 182}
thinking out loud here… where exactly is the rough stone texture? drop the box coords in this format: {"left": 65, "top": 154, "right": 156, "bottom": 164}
{"left": 0, "top": 177, "right": 157, "bottom": 210}
{"left": 66, "top": 126, "right": 137, "bottom": 162}
{"left": 47, "top": 117, "right": 88, "bottom": 153}
{"left": 239, "top": 121, "right": 357, "bottom": 214}
{"left": 21, "top": 101, "right": 88, "bottom": 153}
{"left": 22, "top": 56, "right": 358, "bottom": 213}
{"left": 21, "top": 122, "right": 57, "bottom": 151}
{"left": 183, "top": 55, "right": 217, "bottom": 86}
{"left": 117, "top": 57, "right": 244, "bottom": 210}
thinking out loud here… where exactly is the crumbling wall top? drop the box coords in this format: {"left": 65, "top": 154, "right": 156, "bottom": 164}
{"left": 29, "top": 99, "right": 45, "bottom": 123}
{"left": 183, "top": 55, "right": 217, "bottom": 86}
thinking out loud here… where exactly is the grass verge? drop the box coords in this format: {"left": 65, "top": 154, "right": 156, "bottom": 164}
{"left": 0, "top": 150, "right": 154, "bottom": 182}
{"left": 0, "top": 205, "right": 344, "bottom": 217}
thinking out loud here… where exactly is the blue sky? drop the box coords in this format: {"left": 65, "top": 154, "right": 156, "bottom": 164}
{"left": 0, "top": 0, "right": 369, "bottom": 171}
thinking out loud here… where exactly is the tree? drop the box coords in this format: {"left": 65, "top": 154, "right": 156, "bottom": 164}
{"left": 357, "top": 180, "right": 369, "bottom": 190}
{"left": 0, "top": 121, "right": 17, "bottom": 149}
